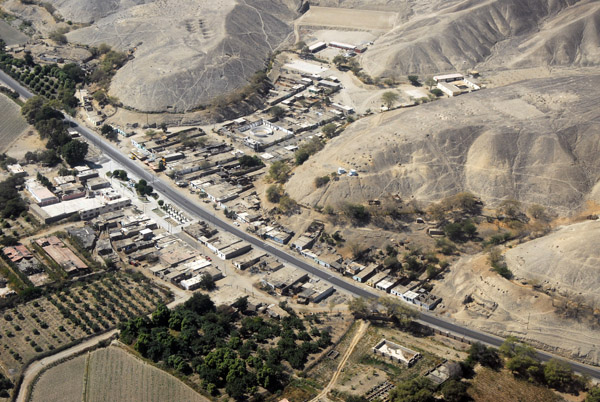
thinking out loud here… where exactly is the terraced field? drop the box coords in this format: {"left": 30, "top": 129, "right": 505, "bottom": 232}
{"left": 0, "top": 93, "right": 27, "bottom": 152}
{"left": 30, "top": 346, "right": 207, "bottom": 402}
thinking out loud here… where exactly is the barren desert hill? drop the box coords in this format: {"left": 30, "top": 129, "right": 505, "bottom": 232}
{"left": 41, "top": 0, "right": 152, "bottom": 24}
{"left": 360, "top": 0, "right": 600, "bottom": 78}
{"left": 285, "top": 73, "right": 600, "bottom": 215}
{"left": 55, "top": 0, "right": 304, "bottom": 112}
{"left": 504, "top": 219, "right": 600, "bottom": 304}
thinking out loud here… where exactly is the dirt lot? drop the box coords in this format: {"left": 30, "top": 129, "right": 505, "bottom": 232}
{"left": 0, "top": 20, "right": 28, "bottom": 46}
{"left": 296, "top": 6, "right": 397, "bottom": 31}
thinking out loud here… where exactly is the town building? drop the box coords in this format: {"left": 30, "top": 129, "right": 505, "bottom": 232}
{"left": 35, "top": 236, "right": 88, "bottom": 275}
{"left": 25, "top": 179, "right": 59, "bottom": 206}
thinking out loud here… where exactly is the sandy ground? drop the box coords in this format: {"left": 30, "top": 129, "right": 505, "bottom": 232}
{"left": 433, "top": 251, "right": 600, "bottom": 365}
{"left": 0, "top": 20, "right": 28, "bottom": 45}
{"left": 296, "top": 6, "right": 397, "bottom": 31}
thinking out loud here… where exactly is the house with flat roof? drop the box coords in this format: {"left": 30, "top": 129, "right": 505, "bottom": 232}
{"left": 372, "top": 339, "right": 421, "bottom": 367}
{"left": 35, "top": 236, "right": 88, "bottom": 275}
{"left": 352, "top": 263, "right": 378, "bottom": 283}
{"left": 375, "top": 276, "right": 402, "bottom": 293}
{"left": 261, "top": 266, "right": 308, "bottom": 295}
{"left": 366, "top": 270, "right": 389, "bottom": 287}
{"left": 25, "top": 179, "right": 59, "bottom": 206}
{"left": 200, "top": 232, "right": 252, "bottom": 260}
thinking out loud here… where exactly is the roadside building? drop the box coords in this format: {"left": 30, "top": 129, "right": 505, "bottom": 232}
{"left": 261, "top": 266, "right": 309, "bottom": 295}
{"left": 352, "top": 263, "right": 378, "bottom": 283}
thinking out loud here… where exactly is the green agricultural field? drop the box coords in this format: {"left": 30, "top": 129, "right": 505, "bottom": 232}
{"left": 30, "top": 346, "right": 207, "bottom": 402}
{"left": 0, "top": 93, "right": 27, "bottom": 152}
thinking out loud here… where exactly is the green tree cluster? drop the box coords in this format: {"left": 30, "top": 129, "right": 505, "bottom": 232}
{"left": 134, "top": 179, "right": 154, "bottom": 196}
{"left": 21, "top": 96, "right": 88, "bottom": 166}
{"left": 119, "top": 294, "right": 331, "bottom": 400}
{"left": 341, "top": 202, "right": 370, "bottom": 225}
{"left": 0, "top": 371, "right": 12, "bottom": 398}
{"left": 0, "top": 176, "right": 27, "bottom": 219}
{"left": 443, "top": 219, "right": 477, "bottom": 242}
{"left": 238, "top": 155, "right": 264, "bottom": 169}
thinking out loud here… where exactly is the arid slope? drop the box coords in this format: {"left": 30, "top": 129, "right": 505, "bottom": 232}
{"left": 286, "top": 73, "right": 600, "bottom": 215}
{"left": 55, "top": 0, "right": 302, "bottom": 112}
{"left": 361, "top": 0, "right": 600, "bottom": 77}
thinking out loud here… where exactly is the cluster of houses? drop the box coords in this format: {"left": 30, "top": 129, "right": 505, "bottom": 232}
{"left": 219, "top": 66, "right": 353, "bottom": 154}
{"left": 21, "top": 164, "right": 131, "bottom": 224}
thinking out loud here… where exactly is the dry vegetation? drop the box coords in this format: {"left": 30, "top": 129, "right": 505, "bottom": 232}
{"left": 0, "top": 272, "right": 168, "bottom": 375}
{"left": 468, "top": 367, "right": 564, "bottom": 402}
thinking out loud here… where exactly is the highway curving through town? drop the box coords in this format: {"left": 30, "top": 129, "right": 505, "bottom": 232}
{"left": 2, "top": 69, "right": 600, "bottom": 379}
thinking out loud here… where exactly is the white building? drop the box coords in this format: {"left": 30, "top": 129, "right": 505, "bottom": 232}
{"left": 25, "top": 179, "right": 59, "bottom": 206}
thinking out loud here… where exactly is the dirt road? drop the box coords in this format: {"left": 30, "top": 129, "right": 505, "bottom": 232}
{"left": 311, "top": 320, "right": 369, "bottom": 402}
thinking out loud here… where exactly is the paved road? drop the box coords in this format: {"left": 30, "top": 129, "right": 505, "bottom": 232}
{"left": 2, "top": 71, "right": 599, "bottom": 380}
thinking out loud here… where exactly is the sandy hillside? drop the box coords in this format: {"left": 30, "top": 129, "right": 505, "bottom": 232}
{"left": 433, "top": 252, "right": 600, "bottom": 365}
{"left": 47, "top": 0, "right": 303, "bottom": 112}
{"left": 285, "top": 72, "right": 600, "bottom": 215}
{"left": 359, "top": 0, "right": 600, "bottom": 78}
{"left": 504, "top": 220, "right": 600, "bottom": 304}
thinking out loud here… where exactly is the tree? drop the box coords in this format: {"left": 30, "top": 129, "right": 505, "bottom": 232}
{"left": 49, "top": 30, "right": 67, "bottom": 44}
{"left": 348, "top": 297, "right": 370, "bottom": 317}
{"left": 441, "top": 380, "right": 470, "bottom": 402}
{"left": 61, "top": 140, "right": 88, "bottom": 166}
{"left": 314, "top": 175, "right": 330, "bottom": 188}
{"left": 544, "top": 358, "right": 574, "bottom": 389}
{"left": 407, "top": 75, "right": 420, "bottom": 86}
{"left": 466, "top": 342, "right": 502, "bottom": 370}
{"left": 380, "top": 297, "right": 417, "bottom": 324}
{"left": 238, "top": 155, "right": 264, "bottom": 168}
{"left": 62, "top": 63, "right": 85, "bottom": 83}
{"left": 267, "top": 161, "right": 290, "bottom": 183}
{"left": 152, "top": 303, "right": 170, "bottom": 327}
{"left": 101, "top": 124, "right": 114, "bottom": 136}
{"left": 266, "top": 184, "right": 283, "bottom": 203}
{"left": 430, "top": 88, "right": 443, "bottom": 97}
{"left": 498, "top": 199, "right": 521, "bottom": 220}
{"left": 390, "top": 377, "right": 435, "bottom": 402}
{"left": 587, "top": 386, "right": 600, "bottom": 402}
{"left": 199, "top": 274, "right": 216, "bottom": 291}
{"left": 381, "top": 91, "right": 399, "bottom": 108}
{"left": 269, "top": 106, "right": 285, "bottom": 119}
{"left": 425, "top": 77, "right": 436, "bottom": 90}
{"left": 321, "top": 123, "right": 337, "bottom": 138}
{"left": 528, "top": 204, "right": 549, "bottom": 222}
{"left": 341, "top": 202, "right": 370, "bottom": 224}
